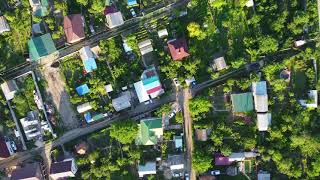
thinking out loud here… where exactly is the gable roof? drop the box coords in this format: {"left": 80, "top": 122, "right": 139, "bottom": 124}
{"left": 141, "top": 67, "right": 164, "bottom": 98}
{"left": 11, "top": 163, "right": 41, "bottom": 180}
{"left": 257, "top": 113, "right": 271, "bottom": 131}
{"left": 83, "top": 58, "right": 97, "bottom": 73}
{"left": 50, "top": 160, "right": 72, "bottom": 174}
{"left": 28, "top": 33, "right": 56, "bottom": 61}
{"left": 213, "top": 56, "right": 227, "bottom": 71}
{"left": 138, "top": 161, "right": 156, "bottom": 177}
{"left": 104, "top": 5, "right": 117, "bottom": 15}
{"left": 0, "top": 16, "right": 10, "bottom": 34}
{"left": 254, "top": 95, "right": 268, "bottom": 112}
{"left": 1, "top": 80, "right": 18, "bottom": 101}
{"left": 173, "top": 136, "right": 183, "bottom": 149}
{"left": 128, "top": 0, "right": 138, "bottom": 6}
{"left": 79, "top": 46, "right": 94, "bottom": 61}
{"left": 138, "top": 39, "right": 153, "bottom": 55}
{"left": 252, "top": 81, "right": 267, "bottom": 95}
{"left": 76, "top": 84, "right": 90, "bottom": 96}
{"left": 112, "top": 92, "right": 131, "bottom": 111}
{"left": 258, "top": 172, "right": 270, "bottom": 180}
{"left": 136, "top": 118, "right": 163, "bottom": 145}
{"left": 167, "top": 39, "right": 190, "bottom": 61}
{"left": 63, "top": 14, "right": 85, "bottom": 43}
{"left": 158, "top": 29, "right": 168, "bottom": 38}
{"left": 231, "top": 92, "right": 254, "bottom": 113}
{"left": 105, "top": 12, "right": 124, "bottom": 28}
{"left": 214, "top": 153, "right": 231, "bottom": 166}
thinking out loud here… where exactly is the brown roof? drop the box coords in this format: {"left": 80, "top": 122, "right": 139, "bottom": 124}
{"left": 167, "top": 39, "right": 189, "bottom": 61}
{"left": 199, "top": 175, "right": 216, "bottom": 180}
{"left": 11, "top": 163, "right": 41, "bottom": 180}
{"left": 195, "top": 129, "right": 208, "bottom": 141}
{"left": 0, "top": 137, "right": 10, "bottom": 158}
{"left": 63, "top": 14, "right": 85, "bottom": 43}
{"left": 75, "top": 141, "right": 88, "bottom": 155}
{"left": 50, "top": 160, "right": 72, "bottom": 174}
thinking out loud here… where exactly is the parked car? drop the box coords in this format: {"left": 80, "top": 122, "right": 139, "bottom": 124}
{"left": 210, "top": 170, "right": 221, "bottom": 175}
{"left": 185, "top": 173, "right": 189, "bottom": 180}
{"left": 168, "top": 112, "right": 175, "bottom": 119}
{"left": 130, "top": 8, "right": 136, "bottom": 17}
{"left": 173, "top": 172, "right": 182, "bottom": 177}
{"left": 173, "top": 78, "right": 180, "bottom": 87}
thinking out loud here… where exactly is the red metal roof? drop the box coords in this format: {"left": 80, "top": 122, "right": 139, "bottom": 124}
{"left": 146, "top": 86, "right": 162, "bottom": 94}
{"left": 104, "top": 5, "right": 117, "bottom": 15}
{"left": 63, "top": 14, "right": 85, "bottom": 43}
{"left": 0, "top": 138, "right": 9, "bottom": 158}
{"left": 167, "top": 38, "right": 190, "bottom": 61}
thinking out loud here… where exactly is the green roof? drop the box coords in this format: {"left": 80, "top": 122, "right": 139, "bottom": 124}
{"left": 136, "top": 118, "right": 162, "bottom": 145}
{"left": 34, "top": 0, "right": 49, "bottom": 17}
{"left": 231, "top": 92, "right": 254, "bottom": 113}
{"left": 28, "top": 33, "right": 56, "bottom": 61}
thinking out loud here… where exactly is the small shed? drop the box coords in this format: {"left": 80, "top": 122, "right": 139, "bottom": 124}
{"left": 76, "top": 84, "right": 90, "bottom": 96}
{"left": 231, "top": 92, "right": 254, "bottom": 113}
{"left": 299, "top": 90, "right": 318, "bottom": 108}
{"left": 212, "top": 56, "right": 227, "bottom": 71}
{"left": 257, "top": 113, "right": 271, "bottom": 131}
{"left": 105, "top": 84, "right": 113, "bottom": 93}
{"left": 138, "top": 39, "right": 153, "bottom": 55}
{"left": 83, "top": 58, "right": 97, "bottom": 72}
{"left": 245, "top": 0, "right": 254, "bottom": 7}
{"left": 1, "top": 80, "right": 18, "bottom": 101}
{"left": 229, "top": 152, "right": 245, "bottom": 162}
{"left": 0, "top": 16, "right": 10, "bottom": 34}
{"left": 215, "top": 153, "right": 231, "bottom": 166}
{"left": 258, "top": 172, "right": 271, "bottom": 180}
{"left": 123, "top": 42, "right": 133, "bottom": 53}
{"left": 138, "top": 162, "right": 156, "bottom": 177}
{"left": 195, "top": 129, "right": 209, "bottom": 141}
{"left": 127, "top": 0, "right": 138, "bottom": 6}
{"left": 76, "top": 102, "right": 92, "bottom": 113}
{"left": 173, "top": 136, "right": 183, "bottom": 149}
{"left": 157, "top": 29, "right": 168, "bottom": 38}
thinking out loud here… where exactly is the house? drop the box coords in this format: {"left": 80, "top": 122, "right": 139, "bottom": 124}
{"left": 0, "top": 16, "right": 10, "bottom": 34}
{"left": 138, "top": 39, "right": 153, "bottom": 55}
{"left": 258, "top": 171, "right": 271, "bottom": 180}
{"left": 128, "top": 0, "right": 138, "bottom": 6}
{"left": 134, "top": 66, "right": 164, "bottom": 103}
{"left": 32, "top": 23, "right": 44, "bottom": 34}
{"left": 136, "top": 118, "right": 163, "bottom": 145}
{"left": 229, "top": 152, "right": 258, "bottom": 162}
{"left": 76, "top": 84, "right": 90, "bottom": 96}
{"left": 104, "top": 5, "right": 117, "bottom": 16}
{"left": 158, "top": 28, "right": 168, "bottom": 38}
{"left": 76, "top": 102, "right": 92, "bottom": 113}
{"left": 79, "top": 46, "right": 97, "bottom": 73}
{"left": 166, "top": 154, "right": 185, "bottom": 170}
{"left": 138, "top": 161, "right": 156, "bottom": 177}
{"left": 299, "top": 90, "right": 318, "bottom": 108}
{"left": 0, "top": 137, "right": 11, "bottom": 158}
{"left": 105, "top": 10, "right": 124, "bottom": 29}
{"left": 64, "top": 14, "right": 85, "bottom": 43}
{"left": 112, "top": 92, "right": 131, "bottom": 111}
{"left": 1, "top": 80, "right": 18, "bottom": 101}
{"left": 215, "top": 153, "right": 231, "bottom": 166}
{"left": 257, "top": 113, "right": 271, "bottom": 131}
{"left": 173, "top": 136, "right": 183, "bottom": 149}
{"left": 252, "top": 81, "right": 268, "bottom": 112}
{"left": 50, "top": 158, "right": 78, "bottom": 180}
{"left": 167, "top": 39, "right": 190, "bottom": 61}
{"left": 75, "top": 141, "right": 89, "bottom": 155}
{"left": 212, "top": 56, "right": 227, "bottom": 71}
{"left": 105, "top": 84, "right": 113, "bottom": 94}
{"left": 29, "top": 0, "right": 49, "bottom": 17}
{"left": 11, "top": 163, "right": 43, "bottom": 180}
{"left": 231, "top": 92, "right": 254, "bottom": 113}
{"left": 28, "top": 33, "right": 56, "bottom": 61}
{"left": 20, "top": 111, "right": 41, "bottom": 141}
{"left": 195, "top": 129, "right": 210, "bottom": 141}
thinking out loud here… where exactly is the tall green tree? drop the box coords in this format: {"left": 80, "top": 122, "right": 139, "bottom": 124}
{"left": 189, "top": 97, "right": 212, "bottom": 118}
{"left": 109, "top": 120, "right": 138, "bottom": 144}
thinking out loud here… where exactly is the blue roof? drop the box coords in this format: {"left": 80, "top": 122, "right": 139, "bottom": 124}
{"left": 83, "top": 58, "right": 97, "bottom": 72}
{"left": 128, "top": 0, "right": 138, "bottom": 6}
{"left": 253, "top": 81, "right": 267, "bottom": 95}
{"left": 76, "top": 84, "right": 90, "bottom": 96}
{"left": 123, "top": 42, "right": 132, "bottom": 53}
{"left": 84, "top": 112, "right": 92, "bottom": 123}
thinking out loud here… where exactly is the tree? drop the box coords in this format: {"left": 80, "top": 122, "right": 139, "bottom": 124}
{"left": 155, "top": 104, "right": 171, "bottom": 117}
{"left": 192, "top": 150, "right": 212, "bottom": 173}
{"left": 99, "top": 38, "right": 122, "bottom": 63}
{"left": 109, "top": 120, "right": 138, "bottom": 144}
{"left": 187, "top": 22, "right": 206, "bottom": 40}
{"left": 89, "top": 0, "right": 105, "bottom": 14}
{"left": 76, "top": 0, "right": 88, "bottom": 6}
{"left": 189, "top": 97, "right": 212, "bottom": 118}
{"left": 184, "top": 59, "right": 200, "bottom": 77}
{"left": 258, "top": 36, "right": 278, "bottom": 54}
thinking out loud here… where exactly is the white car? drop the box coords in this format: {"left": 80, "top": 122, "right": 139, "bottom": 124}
{"left": 168, "top": 112, "right": 175, "bottom": 119}
{"left": 210, "top": 170, "right": 221, "bottom": 175}
{"left": 130, "top": 9, "right": 136, "bottom": 17}
{"left": 173, "top": 78, "right": 180, "bottom": 87}
{"left": 10, "top": 141, "right": 17, "bottom": 151}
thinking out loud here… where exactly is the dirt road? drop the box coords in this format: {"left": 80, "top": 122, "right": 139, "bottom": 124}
{"left": 41, "top": 66, "right": 79, "bottom": 129}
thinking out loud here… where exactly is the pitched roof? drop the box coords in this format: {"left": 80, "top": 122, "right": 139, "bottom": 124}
{"left": 158, "top": 29, "right": 168, "bottom": 38}
{"left": 213, "top": 56, "right": 227, "bottom": 71}
{"left": 258, "top": 172, "right": 271, "bottom": 180}
{"left": 0, "top": 16, "right": 10, "bottom": 34}
{"left": 231, "top": 92, "right": 254, "bottom": 113}
{"left": 128, "top": 0, "right": 138, "bottom": 6}
{"left": 1, "top": 80, "right": 18, "bottom": 101}
{"left": 257, "top": 113, "right": 271, "bottom": 131}
{"left": 50, "top": 160, "right": 72, "bottom": 174}
{"left": 105, "top": 12, "right": 124, "bottom": 28}
{"left": 0, "top": 138, "right": 10, "bottom": 158}
{"left": 104, "top": 5, "right": 117, "bottom": 15}
{"left": 83, "top": 58, "right": 97, "bottom": 73}
{"left": 11, "top": 163, "right": 41, "bottom": 180}
{"left": 140, "top": 67, "right": 164, "bottom": 98}
{"left": 28, "top": 33, "right": 56, "bottom": 61}
{"left": 136, "top": 118, "right": 163, "bottom": 145}
{"left": 167, "top": 39, "right": 190, "bottom": 61}
{"left": 76, "top": 84, "right": 90, "bottom": 96}
{"left": 195, "top": 129, "right": 208, "bottom": 141}
{"left": 138, "top": 162, "right": 156, "bottom": 177}
{"left": 63, "top": 14, "right": 85, "bottom": 43}
{"left": 252, "top": 81, "right": 267, "bottom": 95}
{"left": 173, "top": 136, "right": 183, "bottom": 149}
{"left": 138, "top": 39, "right": 153, "bottom": 55}
{"left": 254, "top": 95, "right": 268, "bottom": 112}
{"left": 79, "top": 46, "right": 94, "bottom": 61}
{"left": 112, "top": 93, "right": 131, "bottom": 111}
{"left": 214, "top": 153, "right": 231, "bottom": 166}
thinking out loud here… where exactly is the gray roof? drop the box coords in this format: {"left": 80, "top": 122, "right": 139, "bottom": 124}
{"left": 213, "top": 56, "right": 227, "bottom": 71}
{"left": 0, "top": 16, "right": 10, "bottom": 34}
{"left": 138, "top": 39, "right": 153, "bottom": 55}
{"left": 11, "top": 163, "right": 41, "bottom": 180}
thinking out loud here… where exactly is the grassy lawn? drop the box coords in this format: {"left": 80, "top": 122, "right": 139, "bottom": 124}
{"left": 293, "top": 70, "right": 307, "bottom": 98}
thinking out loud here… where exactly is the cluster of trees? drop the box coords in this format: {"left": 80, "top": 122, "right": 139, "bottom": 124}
{"left": 0, "top": 94, "right": 15, "bottom": 129}
{"left": 77, "top": 120, "right": 141, "bottom": 179}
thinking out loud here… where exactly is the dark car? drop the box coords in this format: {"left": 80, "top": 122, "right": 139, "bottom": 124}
{"left": 246, "top": 61, "right": 262, "bottom": 71}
